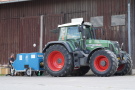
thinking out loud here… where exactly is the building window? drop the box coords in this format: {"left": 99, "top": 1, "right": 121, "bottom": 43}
{"left": 111, "top": 14, "right": 125, "bottom": 26}
{"left": 90, "top": 16, "right": 103, "bottom": 27}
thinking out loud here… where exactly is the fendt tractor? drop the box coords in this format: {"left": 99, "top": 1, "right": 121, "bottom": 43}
{"left": 42, "top": 18, "right": 132, "bottom": 77}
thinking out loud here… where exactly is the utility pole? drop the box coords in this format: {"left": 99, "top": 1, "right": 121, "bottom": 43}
{"left": 128, "top": 0, "right": 131, "bottom": 56}
{"left": 39, "top": 15, "right": 44, "bottom": 53}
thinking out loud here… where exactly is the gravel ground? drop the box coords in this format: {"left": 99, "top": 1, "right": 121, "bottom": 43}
{"left": 0, "top": 70, "right": 135, "bottom": 90}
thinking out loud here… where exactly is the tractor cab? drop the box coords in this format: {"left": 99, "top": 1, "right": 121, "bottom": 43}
{"left": 58, "top": 22, "right": 95, "bottom": 41}
{"left": 58, "top": 20, "right": 98, "bottom": 52}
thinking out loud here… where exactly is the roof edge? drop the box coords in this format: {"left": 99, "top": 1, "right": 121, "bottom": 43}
{"left": 0, "top": 0, "right": 30, "bottom": 4}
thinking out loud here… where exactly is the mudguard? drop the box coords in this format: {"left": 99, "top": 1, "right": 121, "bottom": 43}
{"left": 42, "top": 41, "right": 73, "bottom": 53}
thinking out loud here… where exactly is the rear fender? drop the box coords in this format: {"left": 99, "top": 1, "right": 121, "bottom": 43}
{"left": 42, "top": 41, "right": 73, "bottom": 53}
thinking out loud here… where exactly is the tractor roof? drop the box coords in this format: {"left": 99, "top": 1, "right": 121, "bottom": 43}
{"left": 58, "top": 22, "right": 92, "bottom": 28}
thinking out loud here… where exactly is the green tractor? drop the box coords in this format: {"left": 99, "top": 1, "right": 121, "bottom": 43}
{"left": 43, "top": 18, "right": 132, "bottom": 77}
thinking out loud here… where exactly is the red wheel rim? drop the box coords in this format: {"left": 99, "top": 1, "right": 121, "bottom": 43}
{"left": 47, "top": 51, "right": 65, "bottom": 71}
{"left": 94, "top": 55, "right": 109, "bottom": 72}
{"left": 117, "top": 64, "right": 125, "bottom": 71}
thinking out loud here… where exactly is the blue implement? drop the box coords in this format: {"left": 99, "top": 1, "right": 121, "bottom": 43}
{"left": 12, "top": 52, "right": 44, "bottom": 72}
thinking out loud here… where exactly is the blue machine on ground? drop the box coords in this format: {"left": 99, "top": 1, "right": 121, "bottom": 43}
{"left": 12, "top": 52, "right": 45, "bottom": 76}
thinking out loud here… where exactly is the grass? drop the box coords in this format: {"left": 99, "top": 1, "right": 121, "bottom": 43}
{"left": 0, "top": 74, "right": 5, "bottom": 76}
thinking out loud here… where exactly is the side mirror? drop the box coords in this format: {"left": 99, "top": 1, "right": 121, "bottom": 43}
{"left": 51, "top": 28, "right": 59, "bottom": 33}
{"left": 78, "top": 25, "right": 82, "bottom": 32}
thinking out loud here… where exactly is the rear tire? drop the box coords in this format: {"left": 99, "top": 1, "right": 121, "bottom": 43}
{"left": 71, "top": 66, "right": 90, "bottom": 76}
{"left": 114, "top": 53, "right": 133, "bottom": 75}
{"left": 90, "top": 50, "right": 118, "bottom": 77}
{"left": 44, "top": 44, "right": 73, "bottom": 77}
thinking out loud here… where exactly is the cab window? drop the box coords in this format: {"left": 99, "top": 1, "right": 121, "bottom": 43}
{"left": 84, "top": 26, "right": 95, "bottom": 39}
{"left": 59, "top": 27, "right": 67, "bottom": 40}
{"left": 67, "top": 26, "right": 80, "bottom": 39}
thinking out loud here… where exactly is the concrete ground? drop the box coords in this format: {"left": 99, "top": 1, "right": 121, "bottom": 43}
{"left": 0, "top": 70, "right": 135, "bottom": 90}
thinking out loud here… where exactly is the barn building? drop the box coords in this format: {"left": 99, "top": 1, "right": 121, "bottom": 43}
{"left": 0, "top": 0, "right": 135, "bottom": 68}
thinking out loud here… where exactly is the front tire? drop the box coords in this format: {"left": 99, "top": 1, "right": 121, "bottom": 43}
{"left": 114, "top": 53, "right": 133, "bottom": 75}
{"left": 90, "top": 50, "right": 118, "bottom": 77}
{"left": 44, "top": 44, "right": 73, "bottom": 77}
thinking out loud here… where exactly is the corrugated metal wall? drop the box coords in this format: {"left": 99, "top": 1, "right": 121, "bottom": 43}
{"left": 20, "top": 16, "right": 40, "bottom": 53}
{"left": 0, "top": 17, "right": 41, "bottom": 65}
{"left": 43, "top": 14, "right": 63, "bottom": 45}
{"left": 0, "top": 18, "right": 20, "bottom": 64}
{"left": 0, "top": 0, "right": 134, "bottom": 67}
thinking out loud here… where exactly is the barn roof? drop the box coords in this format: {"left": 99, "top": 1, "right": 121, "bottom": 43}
{"left": 0, "top": 0, "right": 29, "bottom": 4}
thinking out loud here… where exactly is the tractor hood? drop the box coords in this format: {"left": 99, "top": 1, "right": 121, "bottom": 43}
{"left": 86, "top": 39, "right": 120, "bottom": 54}
{"left": 86, "top": 39, "right": 111, "bottom": 48}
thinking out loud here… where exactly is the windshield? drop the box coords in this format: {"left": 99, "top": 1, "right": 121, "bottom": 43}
{"left": 67, "top": 26, "right": 80, "bottom": 39}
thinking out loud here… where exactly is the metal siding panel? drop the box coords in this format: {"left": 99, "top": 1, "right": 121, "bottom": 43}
{"left": 43, "top": 14, "right": 63, "bottom": 45}
{"left": 20, "top": 16, "right": 40, "bottom": 53}
{"left": 0, "top": 18, "right": 20, "bottom": 65}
